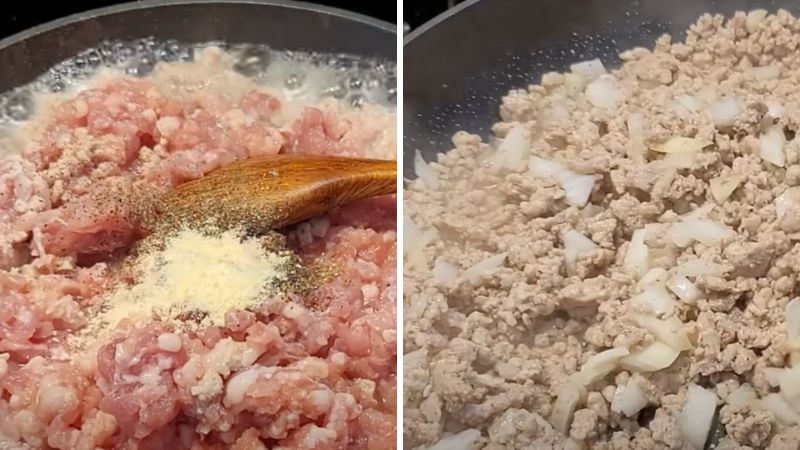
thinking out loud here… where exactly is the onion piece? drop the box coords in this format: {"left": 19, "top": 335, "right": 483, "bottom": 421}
{"left": 560, "top": 172, "right": 597, "bottom": 207}
{"left": 711, "top": 97, "right": 742, "bottom": 128}
{"left": 679, "top": 384, "right": 718, "bottom": 450}
{"left": 766, "top": 100, "right": 785, "bottom": 120}
{"left": 675, "top": 259, "right": 724, "bottom": 277}
{"left": 668, "top": 218, "right": 735, "bottom": 248}
{"left": 563, "top": 230, "right": 599, "bottom": 274}
{"left": 760, "top": 125, "right": 786, "bottom": 167}
{"left": 651, "top": 136, "right": 712, "bottom": 154}
{"left": 786, "top": 298, "right": 800, "bottom": 347}
{"left": 666, "top": 274, "right": 702, "bottom": 303}
{"left": 727, "top": 384, "right": 757, "bottom": 407}
{"left": 776, "top": 187, "right": 800, "bottom": 218}
{"left": 570, "top": 58, "right": 607, "bottom": 78}
{"left": 676, "top": 95, "right": 703, "bottom": 113}
{"left": 624, "top": 229, "right": 649, "bottom": 280}
{"left": 748, "top": 65, "right": 781, "bottom": 81}
{"left": 432, "top": 260, "right": 459, "bottom": 283}
{"left": 746, "top": 9, "right": 768, "bottom": 33}
{"left": 638, "top": 268, "right": 669, "bottom": 287}
{"left": 404, "top": 216, "right": 433, "bottom": 270}
{"left": 631, "top": 314, "right": 692, "bottom": 351}
{"left": 763, "top": 367, "right": 784, "bottom": 388}
{"left": 662, "top": 152, "right": 698, "bottom": 169}
{"left": 585, "top": 75, "right": 623, "bottom": 109}
{"left": 564, "top": 73, "right": 586, "bottom": 98}
{"left": 573, "top": 347, "right": 630, "bottom": 385}
{"left": 779, "top": 366, "right": 800, "bottom": 410}
{"left": 709, "top": 174, "right": 745, "bottom": 203}
{"left": 762, "top": 393, "right": 800, "bottom": 425}
{"left": 619, "top": 342, "right": 680, "bottom": 372}
{"left": 550, "top": 381, "right": 587, "bottom": 434}
{"left": 528, "top": 157, "right": 596, "bottom": 207}
{"left": 631, "top": 284, "right": 676, "bottom": 317}
{"left": 461, "top": 253, "right": 507, "bottom": 282}
{"left": 427, "top": 429, "right": 482, "bottom": 450}
{"left": 414, "top": 150, "right": 440, "bottom": 190}
{"left": 495, "top": 126, "right": 530, "bottom": 170}
{"left": 611, "top": 380, "right": 649, "bottom": 417}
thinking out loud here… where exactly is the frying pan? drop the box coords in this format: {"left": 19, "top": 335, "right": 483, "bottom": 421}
{"left": 403, "top": 1, "right": 799, "bottom": 447}
{"left": 403, "top": 0, "right": 800, "bottom": 177}
{"left": 0, "top": 0, "right": 395, "bottom": 96}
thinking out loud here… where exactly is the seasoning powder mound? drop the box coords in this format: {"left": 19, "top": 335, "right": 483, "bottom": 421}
{"left": 96, "top": 227, "right": 291, "bottom": 332}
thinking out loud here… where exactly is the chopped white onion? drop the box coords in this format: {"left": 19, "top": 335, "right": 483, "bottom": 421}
{"left": 711, "top": 97, "right": 742, "bottom": 128}
{"left": 746, "top": 9, "right": 769, "bottom": 33}
{"left": 766, "top": 100, "right": 785, "bottom": 120}
{"left": 550, "top": 381, "right": 587, "bottom": 434}
{"left": 786, "top": 298, "right": 800, "bottom": 346}
{"left": 776, "top": 187, "right": 800, "bottom": 218}
{"left": 762, "top": 393, "right": 800, "bottom": 425}
{"left": 627, "top": 113, "right": 645, "bottom": 160}
{"left": 570, "top": 59, "right": 608, "bottom": 78}
{"left": 414, "top": 150, "right": 440, "bottom": 190}
{"left": 727, "top": 384, "right": 757, "bottom": 407}
{"left": 528, "top": 157, "right": 596, "bottom": 207}
{"left": 662, "top": 152, "right": 699, "bottom": 169}
{"left": 573, "top": 347, "right": 630, "bottom": 385}
{"left": 651, "top": 136, "right": 712, "bottom": 154}
{"left": 779, "top": 366, "right": 800, "bottom": 411}
{"left": 611, "top": 380, "right": 649, "bottom": 417}
{"left": 676, "top": 95, "right": 703, "bottom": 113}
{"left": 529, "top": 156, "right": 565, "bottom": 179}
{"left": 427, "top": 429, "right": 482, "bottom": 450}
{"left": 748, "top": 65, "right": 781, "bottom": 81}
{"left": 461, "top": 253, "right": 507, "bottom": 282}
{"left": 760, "top": 125, "right": 786, "bottom": 167}
{"left": 564, "top": 73, "right": 587, "bottom": 98}
{"left": 631, "top": 284, "right": 676, "bottom": 317}
{"left": 495, "top": 126, "right": 530, "bottom": 170}
{"left": 432, "top": 260, "right": 459, "bottom": 283}
{"left": 668, "top": 218, "right": 735, "bottom": 248}
{"left": 563, "top": 230, "right": 599, "bottom": 274}
{"left": 561, "top": 172, "right": 597, "bottom": 207}
{"left": 638, "top": 268, "right": 669, "bottom": 287}
{"left": 763, "top": 367, "right": 784, "bottom": 388}
{"left": 624, "top": 229, "right": 649, "bottom": 280}
{"left": 586, "top": 75, "right": 623, "bottom": 109}
{"left": 709, "top": 174, "right": 744, "bottom": 203}
{"left": 675, "top": 259, "right": 724, "bottom": 277}
{"left": 631, "top": 313, "right": 692, "bottom": 351}
{"left": 404, "top": 216, "right": 433, "bottom": 270}
{"left": 666, "top": 274, "right": 702, "bottom": 303}
{"left": 679, "top": 384, "right": 718, "bottom": 450}
{"left": 620, "top": 341, "right": 680, "bottom": 372}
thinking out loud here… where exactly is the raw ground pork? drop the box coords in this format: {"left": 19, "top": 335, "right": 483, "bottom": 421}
{"left": 405, "top": 9, "right": 800, "bottom": 450}
{"left": 0, "top": 48, "right": 396, "bottom": 449}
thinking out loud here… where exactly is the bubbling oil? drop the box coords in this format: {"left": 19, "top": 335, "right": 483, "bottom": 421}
{"left": 0, "top": 37, "right": 396, "bottom": 130}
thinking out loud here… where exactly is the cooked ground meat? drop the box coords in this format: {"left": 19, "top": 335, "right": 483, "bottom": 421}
{"left": 0, "top": 47, "right": 396, "bottom": 449}
{"left": 404, "top": 9, "right": 800, "bottom": 450}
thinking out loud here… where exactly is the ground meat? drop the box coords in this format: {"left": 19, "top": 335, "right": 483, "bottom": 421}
{"left": 0, "top": 48, "right": 396, "bottom": 449}
{"left": 404, "top": 10, "right": 800, "bottom": 450}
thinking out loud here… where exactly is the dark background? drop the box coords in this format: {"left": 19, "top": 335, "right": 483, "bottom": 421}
{"left": 405, "top": 0, "right": 466, "bottom": 30}
{"left": 0, "top": 1, "right": 397, "bottom": 38}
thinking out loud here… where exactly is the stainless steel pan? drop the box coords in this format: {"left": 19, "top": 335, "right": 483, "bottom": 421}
{"left": 0, "top": 0, "right": 395, "bottom": 94}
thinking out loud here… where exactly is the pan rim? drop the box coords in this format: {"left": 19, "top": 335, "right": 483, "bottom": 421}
{"left": 0, "top": 0, "right": 396, "bottom": 52}
{"left": 403, "top": 0, "right": 479, "bottom": 46}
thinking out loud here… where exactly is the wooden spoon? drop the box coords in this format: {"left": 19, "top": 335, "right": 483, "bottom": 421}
{"left": 154, "top": 154, "right": 396, "bottom": 234}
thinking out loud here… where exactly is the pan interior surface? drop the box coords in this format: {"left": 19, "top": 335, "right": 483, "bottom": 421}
{"left": 403, "top": 0, "right": 800, "bottom": 177}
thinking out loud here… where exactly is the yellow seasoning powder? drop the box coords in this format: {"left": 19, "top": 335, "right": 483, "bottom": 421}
{"left": 97, "top": 227, "right": 291, "bottom": 331}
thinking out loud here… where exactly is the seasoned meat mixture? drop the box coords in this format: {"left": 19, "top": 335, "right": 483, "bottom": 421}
{"left": 404, "top": 9, "right": 800, "bottom": 450}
